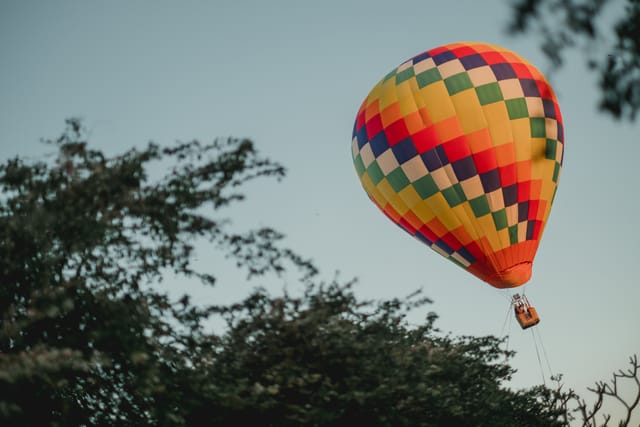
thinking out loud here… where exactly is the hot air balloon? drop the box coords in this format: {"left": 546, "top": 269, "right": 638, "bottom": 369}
{"left": 351, "top": 42, "right": 564, "bottom": 326}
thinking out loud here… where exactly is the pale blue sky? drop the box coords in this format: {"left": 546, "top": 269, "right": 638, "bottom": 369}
{"left": 1, "top": 0, "right": 638, "bottom": 407}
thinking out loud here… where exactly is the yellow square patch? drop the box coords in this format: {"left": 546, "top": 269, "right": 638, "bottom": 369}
{"left": 451, "top": 90, "right": 487, "bottom": 134}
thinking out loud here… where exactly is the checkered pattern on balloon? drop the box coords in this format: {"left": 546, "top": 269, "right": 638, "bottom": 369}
{"left": 352, "top": 42, "right": 564, "bottom": 288}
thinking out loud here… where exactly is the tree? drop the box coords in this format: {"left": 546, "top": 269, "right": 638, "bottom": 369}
{"left": 191, "top": 283, "right": 565, "bottom": 427}
{"left": 0, "top": 119, "right": 315, "bottom": 426}
{"left": 0, "top": 120, "right": 569, "bottom": 426}
{"left": 508, "top": 0, "right": 640, "bottom": 121}
{"left": 546, "top": 355, "right": 640, "bottom": 426}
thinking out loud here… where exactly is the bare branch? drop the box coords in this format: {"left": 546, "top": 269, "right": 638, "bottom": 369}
{"left": 576, "top": 354, "right": 640, "bottom": 426}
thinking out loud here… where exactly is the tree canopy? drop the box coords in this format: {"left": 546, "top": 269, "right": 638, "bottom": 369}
{"left": 0, "top": 121, "right": 637, "bottom": 425}
{"left": 508, "top": 0, "right": 640, "bottom": 121}
{"left": 0, "top": 119, "right": 310, "bottom": 425}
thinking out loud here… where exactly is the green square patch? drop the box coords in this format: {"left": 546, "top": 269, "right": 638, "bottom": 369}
{"left": 545, "top": 139, "right": 557, "bottom": 160}
{"left": 530, "top": 117, "right": 546, "bottom": 137}
{"left": 353, "top": 154, "right": 366, "bottom": 177}
{"left": 444, "top": 73, "right": 474, "bottom": 95}
{"left": 396, "top": 67, "right": 415, "bottom": 84}
{"left": 552, "top": 162, "right": 560, "bottom": 183}
{"left": 412, "top": 174, "right": 439, "bottom": 199}
{"left": 506, "top": 98, "right": 529, "bottom": 119}
{"left": 383, "top": 69, "right": 397, "bottom": 82}
{"left": 366, "top": 161, "right": 385, "bottom": 185}
{"left": 492, "top": 209, "right": 508, "bottom": 230}
{"left": 508, "top": 225, "right": 519, "bottom": 244}
{"left": 442, "top": 183, "right": 466, "bottom": 207}
{"left": 387, "top": 167, "right": 410, "bottom": 192}
{"left": 475, "top": 82, "right": 503, "bottom": 105}
{"left": 469, "top": 195, "right": 490, "bottom": 217}
{"left": 449, "top": 255, "right": 466, "bottom": 268}
{"left": 416, "top": 68, "right": 442, "bottom": 88}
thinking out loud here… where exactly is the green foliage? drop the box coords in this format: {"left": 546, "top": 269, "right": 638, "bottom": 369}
{"left": 509, "top": 0, "right": 640, "bottom": 121}
{"left": 0, "top": 120, "right": 565, "bottom": 426}
{"left": 188, "top": 283, "right": 562, "bottom": 426}
{"left": 0, "top": 119, "right": 313, "bottom": 425}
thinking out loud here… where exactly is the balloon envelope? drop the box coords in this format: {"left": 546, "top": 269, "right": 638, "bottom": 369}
{"left": 352, "top": 42, "right": 564, "bottom": 288}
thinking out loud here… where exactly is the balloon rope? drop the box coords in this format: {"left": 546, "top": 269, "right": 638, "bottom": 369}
{"left": 534, "top": 326, "right": 554, "bottom": 378}
{"left": 500, "top": 301, "right": 512, "bottom": 337}
{"left": 531, "top": 328, "right": 546, "bottom": 385}
{"left": 500, "top": 300, "right": 513, "bottom": 363}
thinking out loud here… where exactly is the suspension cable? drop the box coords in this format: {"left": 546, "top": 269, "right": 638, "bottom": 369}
{"left": 534, "top": 326, "right": 554, "bottom": 379}
{"left": 530, "top": 328, "right": 546, "bottom": 385}
{"left": 500, "top": 299, "right": 512, "bottom": 338}
{"left": 520, "top": 286, "right": 552, "bottom": 384}
{"left": 500, "top": 298, "right": 514, "bottom": 364}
